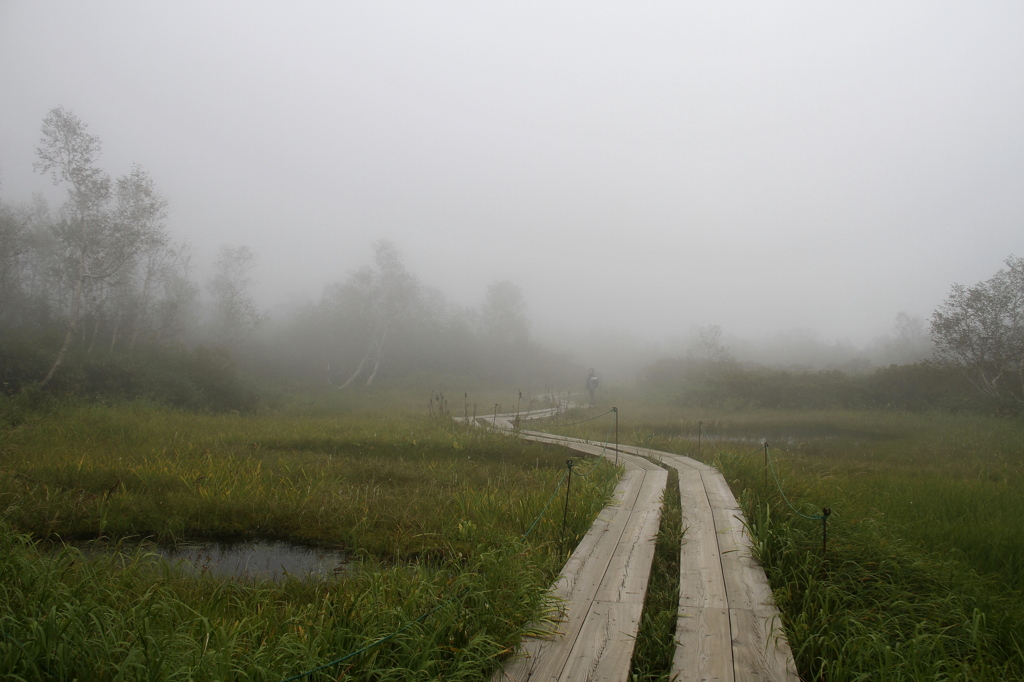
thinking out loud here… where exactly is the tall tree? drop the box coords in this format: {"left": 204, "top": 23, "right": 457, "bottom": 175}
{"left": 112, "top": 164, "right": 170, "bottom": 350}
{"left": 33, "top": 106, "right": 111, "bottom": 384}
{"left": 0, "top": 202, "right": 28, "bottom": 324}
{"left": 693, "top": 324, "right": 730, "bottom": 363}
{"left": 338, "top": 240, "right": 419, "bottom": 388}
{"left": 206, "top": 244, "right": 265, "bottom": 347}
{"left": 480, "top": 280, "right": 530, "bottom": 349}
{"left": 149, "top": 243, "right": 200, "bottom": 345}
{"left": 931, "top": 256, "right": 1024, "bottom": 403}
{"left": 476, "top": 280, "right": 533, "bottom": 384}
{"left": 889, "top": 312, "right": 932, "bottom": 364}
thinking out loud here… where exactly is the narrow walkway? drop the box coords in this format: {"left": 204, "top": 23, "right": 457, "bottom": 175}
{"left": 480, "top": 412, "right": 799, "bottom": 681}
{"left": 619, "top": 444, "right": 799, "bottom": 681}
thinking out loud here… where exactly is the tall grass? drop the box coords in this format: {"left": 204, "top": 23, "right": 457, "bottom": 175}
{"left": 722, "top": 451, "right": 1024, "bottom": 680}
{"left": 0, "top": 398, "right": 620, "bottom": 680}
{"left": 0, "top": 519, "right": 556, "bottom": 680}
{"left": 0, "top": 400, "right": 614, "bottom": 551}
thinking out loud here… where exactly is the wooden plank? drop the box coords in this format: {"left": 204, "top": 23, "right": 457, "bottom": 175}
{"left": 660, "top": 456, "right": 797, "bottom": 681}
{"left": 557, "top": 469, "right": 644, "bottom": 604}
{"left": 671, "top": 463, "right": 733, "bottom": 682}
{"left": 673, "top": 606, "right": 733, "bottom": 682}
{"left": 704, "top": 489, "right": 775, "bottom": 611}
{"left": 700, "top": 469, "right": 741, "bottom": 512}
{"left": 498, "top": 465, "right": 645, "bottom": 681}
{"left": 498, "top": 456, "right": 655, "bottom": 681}
{"left": 559, "top": 601, "right": 645, "bottom": 682}
{"left": 664, "top": 452, "right": 718, "bottom": 474}
{"left": 675, "top": 468, "right": 727, "bottom": 610}
{"left": 592, "top": 470, "right": 666, "bottom": 604}
{"left": 497, "top": 445, "right": 666, "bottom": 681}
{"left": 698, "top": 469, "right": 797, "bottom": 680}
{"left": 728, "top": 607, "right": 799, "bottom": 682}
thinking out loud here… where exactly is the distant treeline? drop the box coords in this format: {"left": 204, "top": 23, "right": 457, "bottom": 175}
{"left": 642, "top": 358, "right": 997, "bottom": 413}
{"left": 0, "top": 107, "right": 580, "bottom": 411}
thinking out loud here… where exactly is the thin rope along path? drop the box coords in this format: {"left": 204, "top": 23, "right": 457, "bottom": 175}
{"left": 766, "top": 443, "right": 826, "bottom": 521}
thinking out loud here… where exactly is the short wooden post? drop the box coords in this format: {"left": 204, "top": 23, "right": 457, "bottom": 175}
{"left": 613, "top": 407, "right": 619, "bottom": 466}
{"left": 821, "top": 507, "right": 831, "bottom": 557}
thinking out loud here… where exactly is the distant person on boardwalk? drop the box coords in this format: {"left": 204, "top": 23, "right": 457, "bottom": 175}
{"left": 586, "top": 368, "right": 599, "bottom": 406}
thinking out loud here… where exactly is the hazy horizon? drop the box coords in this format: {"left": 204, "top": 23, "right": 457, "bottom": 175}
{"left": 3, "top": 2, "right": 1022, "bottom": 359}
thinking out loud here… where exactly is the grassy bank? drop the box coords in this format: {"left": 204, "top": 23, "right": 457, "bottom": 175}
{"left": 0, "top": 398, "right": 620, "bottom": 680}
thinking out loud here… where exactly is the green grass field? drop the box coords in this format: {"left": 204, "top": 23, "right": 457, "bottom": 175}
{"left": 6, "top": 392, "right": 1023, "bottom": 680}
{"left": 0, "top": 396, "right": 620, "bottom": 680}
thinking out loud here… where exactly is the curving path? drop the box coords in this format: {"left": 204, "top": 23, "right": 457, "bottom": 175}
{"left": 475, "top": 409, "right": 799, "bottom": 682}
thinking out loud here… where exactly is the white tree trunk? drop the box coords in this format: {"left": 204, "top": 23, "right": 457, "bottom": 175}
{"left": 339, "top": 355, "right": 367, "bottom": 389}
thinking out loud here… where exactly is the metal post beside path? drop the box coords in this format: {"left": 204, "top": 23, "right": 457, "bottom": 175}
{"left": 560, "top": 459, "right": 574, "bottom": 557}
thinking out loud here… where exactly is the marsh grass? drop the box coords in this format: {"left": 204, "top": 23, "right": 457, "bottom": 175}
{"left": 726, "top": 453, "right": 1024, "bottom": 680}
{"left": 0, "top": 520, "right": 558, "bottom": 681}
{"left": 0, "top": 400, "right": 614, "bottom": 551}
{"left": 0, "top": 398, "right": 620, "bottom": 680}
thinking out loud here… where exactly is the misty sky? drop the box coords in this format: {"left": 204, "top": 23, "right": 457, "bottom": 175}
{"left": 2, "top": 1, "right": 1022, "bottom": 351}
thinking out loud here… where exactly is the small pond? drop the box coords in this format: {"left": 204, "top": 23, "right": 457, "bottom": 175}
{"left": 73, "top": 540, "right": 354, "bottom": 582}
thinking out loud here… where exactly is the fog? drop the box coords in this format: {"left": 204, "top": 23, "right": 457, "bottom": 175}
{"left": 2, "top": 2, "right": 1023, "bottom": 374}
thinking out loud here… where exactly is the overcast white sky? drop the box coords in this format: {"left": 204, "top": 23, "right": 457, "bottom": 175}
{"left": 2, "top": 1, "right": 1022, "bottom": 351}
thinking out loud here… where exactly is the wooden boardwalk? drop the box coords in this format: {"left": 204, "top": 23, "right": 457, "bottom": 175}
{"left": 619, "top": 445, "right": 799, "bottom": 682}
{"left": 479, "top": 411, "right": 799, "bottom": 682}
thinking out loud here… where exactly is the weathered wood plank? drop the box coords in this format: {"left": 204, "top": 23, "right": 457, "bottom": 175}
{"left": 675, "top": 467, "right": 728, "bottom": 610}
{"left": 702, "top": 476, "right": 775, "bottom": 613}
{"left": 728, "top": 607, "right": 799, "bottom": 682}
{"left": 652, "top": 454, "right": 797, "bottom": 681}
{"left": 592, "top": 471, "right": 666, "bottom": 605}
{"left": 557, "top": 469, "right": 644, "bottom": 604}
{"left": 559, "top": 600, "right": 646, "bottom": 682}
{"left": 669, "top": 459, "right": 733, "bottom": 682}
{"left": 697, "top": 468, "right": 797, "bottom": 680}
{"left": 673, "top": 606, "right": 733, "bottom": 682}
{"left": 497, "top": 463, "right": 646, "bottom": 681}
{"left": 497, "top": 439, "right": 665, "bottom": 682}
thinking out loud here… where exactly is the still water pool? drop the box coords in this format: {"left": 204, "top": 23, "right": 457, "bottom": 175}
{"left": 76, "top": 540, "right": 353, "bottom": 581}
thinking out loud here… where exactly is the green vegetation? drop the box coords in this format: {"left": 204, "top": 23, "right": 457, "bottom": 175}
{"left": 0, "top": 397, "right": 620, "bottom": 680}
{"left": 546, "top": 403, "right": 1024, "bottom": 680}
{"left": 7, "top": 381, "right": 1023, "bottom": 680}
{"left": 642, "top": 357, "right": 995, "bottom": 413}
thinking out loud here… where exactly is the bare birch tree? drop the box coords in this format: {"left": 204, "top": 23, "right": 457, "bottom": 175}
{"left": 34, "top": 106, "right": 111, "bottom": 385}
{"left": 338, "top": 240, "right": 419, "bottom": 388}
{"left": 207, "top": 244, "right": 265, "bottom": 347}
